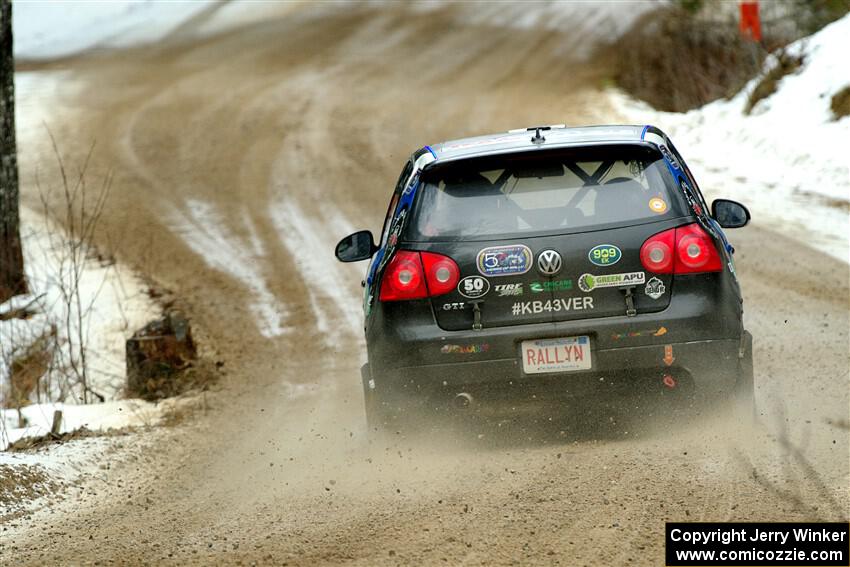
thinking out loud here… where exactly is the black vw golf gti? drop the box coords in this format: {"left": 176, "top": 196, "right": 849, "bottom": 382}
{"left": 336, "top": 125, "right": 753, "bottom": 429}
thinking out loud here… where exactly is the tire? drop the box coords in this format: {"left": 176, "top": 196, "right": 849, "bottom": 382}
{"left": 732, "top": 330, "right": 755, "bottom": 424}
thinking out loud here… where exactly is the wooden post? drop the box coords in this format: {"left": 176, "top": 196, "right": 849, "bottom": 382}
{"left": 50, "top": 409, "right": 62, "bottom": 437}
{"left": 0, "top": 0, "right": 26, "bottom": 304}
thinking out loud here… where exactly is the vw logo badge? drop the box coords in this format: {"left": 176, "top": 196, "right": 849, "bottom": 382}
{"left": 537, "top": 249, "right": 562, "bottom": 276}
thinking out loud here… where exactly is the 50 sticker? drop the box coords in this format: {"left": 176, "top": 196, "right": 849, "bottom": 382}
{"left": 477, "top": 245, "right": 532, "bottom": 277}
{"left": 588, "top": 244, "right": 621, "bottom": 266}
{"left": 458, "top": 275, "right": 490, "bottom": 299}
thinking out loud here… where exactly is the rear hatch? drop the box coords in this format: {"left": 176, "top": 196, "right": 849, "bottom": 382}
{"left": 405, "top": 144, "right": 688, "bottom": 331}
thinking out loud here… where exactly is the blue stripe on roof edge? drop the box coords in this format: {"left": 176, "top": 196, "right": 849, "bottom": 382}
{"left": 640, "top": 125, "right": 650, "bottom": 140}
{"left": 424, "top": 145, "right": 437, "bottom": 158}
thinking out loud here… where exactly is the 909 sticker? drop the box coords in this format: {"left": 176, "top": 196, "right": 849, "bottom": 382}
{"left": 477, "top": 245, "right": 532, "bottom": 277}
{"left": 588, "top": 244, "right": 621, "bottom": 266}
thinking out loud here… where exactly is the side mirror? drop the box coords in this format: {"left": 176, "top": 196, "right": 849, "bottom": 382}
{"left": 711, "top": 199, "right": 750, "bottom": 228}
{"left": 335, "top": 230, "right": 377, "bottom": 262}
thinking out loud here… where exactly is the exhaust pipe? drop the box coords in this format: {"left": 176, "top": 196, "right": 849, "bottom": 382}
{"left": 454, "top": 392, "right": 474, "bottom": 409}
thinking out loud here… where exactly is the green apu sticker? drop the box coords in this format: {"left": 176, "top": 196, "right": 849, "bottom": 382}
{"left": 578, "top": 272, "right": 645, "bottom": 292}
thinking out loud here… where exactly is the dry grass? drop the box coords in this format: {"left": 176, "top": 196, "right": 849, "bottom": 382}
{"left": 159, "top": 394, "right": 211, "bottom": 428}
{"left": 745, "top": 51, "right": 804, "bottom": 114}
{"left": 614, "top": 7, "right": 764, "bottom": 112}
{"left": 830, "top": 85, "right": 850, "bottom": 119}
{"left": 126, "top": 355, "right": 219, "bottom": 403}
{"left": 2, "top": 327, "right": 56, "bottom": 417}
{"left": 5, "top": 424, "right": 137, "bottom": 452}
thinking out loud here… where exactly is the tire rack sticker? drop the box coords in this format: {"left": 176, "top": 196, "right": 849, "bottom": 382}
{"left": 494, "top": 283, "right": 524, "bottom": 296}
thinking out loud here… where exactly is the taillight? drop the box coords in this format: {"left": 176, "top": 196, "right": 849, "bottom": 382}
{"left": 379, "top": 251, "right": 428, "bottom": 301}
{"left": 379, "top": 250, "right": 460, "bottom": 301}
{"left": 674, "top": 224, "right": 723, "bottom": 273}
{"left": 640, "top": 223, "right": 722, "bottom": 275}
{"left": 421, "top": 251, "right": 460, "bottom": 296}
{"left": 640, "top": 228, "right": 675, "bottom": 273}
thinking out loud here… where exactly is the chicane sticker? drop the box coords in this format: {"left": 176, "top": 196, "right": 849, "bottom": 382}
{"left": 510, "top": 297, "right": 593, "bottom": 315}
{"left": 530, "top": 279, "right": 573, "bottom": 293}
{"left": 441, "top": 343, "right": 490, "bottom": 354}
{"left": 477, "top": 244, "right": 532, "bottom": 277}
{"left": 578, "top": 272, "right": 645, "bottom": 292}
{"left": 588, "top": 244, "right": 621, "bottom": 266}
{"left": 457, "top": 275, "right": 490, "bottom": 299}
{"left": 495, "top": 283, "right": 523, "bottom": 296}
{"left": 648, "top": 197, "right": 668, "bottom": 214}
{"left": 645, "top": 276, "right": 666, "bottom": 299}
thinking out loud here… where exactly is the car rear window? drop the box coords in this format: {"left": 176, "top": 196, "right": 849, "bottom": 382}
{"left": 407, "top": 145, "right": 687, "bottom": 241}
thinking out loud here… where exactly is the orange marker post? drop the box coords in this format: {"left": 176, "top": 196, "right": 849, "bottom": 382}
{"left": 739, "top": 1, "right": 762, "bottom": 42}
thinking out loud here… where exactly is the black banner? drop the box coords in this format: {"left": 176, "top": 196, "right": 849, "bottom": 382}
{"left": 666, "top": 522, "right": 849, "bottom": 566}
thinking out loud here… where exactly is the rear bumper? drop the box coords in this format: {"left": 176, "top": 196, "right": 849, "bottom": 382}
{"left": 368, "top": 337, "right": 742, "bottom": 410}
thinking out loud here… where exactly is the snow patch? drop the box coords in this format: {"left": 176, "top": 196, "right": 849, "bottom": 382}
{"left": 13, "top": 1, "right": 660, "bottom": 62}
{"left": 611, "top": 14, "right": 850, "bottom": 263}
{"left": 12, "top": 0, "right": 218, "bottom": 60}
{"left": 0, "top": 207, "right": 159, "bottom": 448}
{"left": 168, "top": 199, "right": 291, "bottom": 338}
{"left": 1, "top": 399, "right": 159, "bottom": 447}
{"left": 268, "top": 199, "right": 363, "bottom": 346}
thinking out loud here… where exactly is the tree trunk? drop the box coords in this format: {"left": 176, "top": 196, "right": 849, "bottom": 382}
{"left": 0, "top": 0, "right": 26, "bottom": 303}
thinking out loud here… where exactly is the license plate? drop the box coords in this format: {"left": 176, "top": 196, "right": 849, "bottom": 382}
{"left": 521, "top": 336, "right": 591, "bottom": 374}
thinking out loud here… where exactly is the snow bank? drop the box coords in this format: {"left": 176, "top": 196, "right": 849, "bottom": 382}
{"left": 0, "top": 207, "right": 159, "bottom": 448}
{"left": 14, "top": 1, "right": 660, "bottom": 61}
{"left": 2, "top": 399, "right": 160, "bottom": 445}
{"left": 12, "top": 0, "right": 217, "bottom": 60}
{"left": 406, "top": 0, "right": 659, "bottom": 36}
{"left": 611, "top": 14, "right": 850, "bottom": 263}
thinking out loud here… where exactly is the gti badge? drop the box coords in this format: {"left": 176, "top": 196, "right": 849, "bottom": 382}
{"left": 537, "top": 249, "right": 562, "bottom": 276}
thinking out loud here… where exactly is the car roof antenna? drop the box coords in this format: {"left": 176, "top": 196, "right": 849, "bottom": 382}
{"left": 528, "top": 126, "right": 550, "bottom": 144}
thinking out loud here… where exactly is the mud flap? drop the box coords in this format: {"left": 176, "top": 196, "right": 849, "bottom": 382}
{"left": 361, "top": 363, "right": 380, "bottom": 431}
{"left": 732, "top": 330, "right": 755, "bottom": 423}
